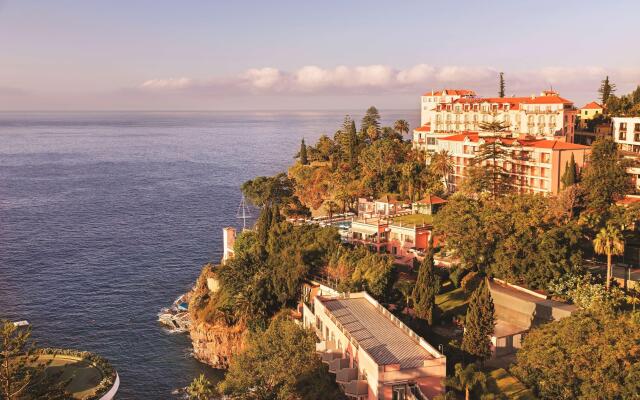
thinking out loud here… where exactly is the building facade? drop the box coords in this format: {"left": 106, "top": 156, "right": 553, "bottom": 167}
{"left": 303, "top": 292, "right": 446, "bottom": 399}
{"left": 612, "top": 117, "right": 640, "bottom": 192}
{"left": 577, "top": 101, "right": 604, "bottom": 129}
{"left": 435, "top": 133, "right": 590, "bottom": 194}
{"left": 418, "top": 89, "right": 577, "bottom": 143}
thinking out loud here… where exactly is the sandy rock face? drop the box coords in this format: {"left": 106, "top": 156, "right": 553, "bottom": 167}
{"left": 189, "top": 319, "right": 246, "bottom": 369}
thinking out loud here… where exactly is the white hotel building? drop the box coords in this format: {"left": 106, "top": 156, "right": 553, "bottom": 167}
{"left": 612, "top": 117, "right": 640, "bottom": 191}
{"left": 417, "top": 89, "right": 577, "bottom": 144}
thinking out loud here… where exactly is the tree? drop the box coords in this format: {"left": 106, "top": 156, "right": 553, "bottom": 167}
{"left": 581, "top": 137, "right": 631, "bottom": 213}
{"left": 461, "top": 280, "right": 495, "bottom": 362}
{"left": 512, "top": 312, "right": 640, "bottom": 400}
{"left": 346, "top": 118, "right": 358, "bottom": 167}
{"left": 472, "top": 123, "right": 513, "bottom": 198}
{"left": 393, "top": 119, "right": 410, "bottom": 137}
{"left": 598, "top": 75, "right": 616, "bottom": 108}
{"left": 395, "top": 279, "right": 414, "bottom": 313}
{"left": 1, "top": 321, "right": 42, "bottom": 400}
{"left": 412, "top": 242, "right": 440, "bottom": 326}
{"left": 593, "top": 224, "right": 625, "bottom": 290}
{"left": 445, "top": 363, "right": 489, "bottom": 400}
{"left": 429, "top": 150, "right": 454, "bottom": 194}
{"left": 498, "top": 72, "right": 505, "bottom": 98}
{"left": 299, "top": 138, "right": 308, "bottom": 165}
{"left": 218, "top": 314, "right": 342, "bottom": 399}
{"left": 366, "top": 125, "right": 379, "bottom": 142}
{"left": 187, "top": 374, "right": 215, "bottom": 400}
{"left": 561, "top": 153, "right": 577, "bottom": 188}
{"left": 361, "top": 106, "right": 381, "bottom": 138}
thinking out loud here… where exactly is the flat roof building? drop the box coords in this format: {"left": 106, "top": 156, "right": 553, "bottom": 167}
{"left": 303, "top": 292, "right": 445, "bottom": 399}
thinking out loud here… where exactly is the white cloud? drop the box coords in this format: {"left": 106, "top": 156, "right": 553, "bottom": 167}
{"left": 140, "top": 77, "right": 193, "bottom": 89}
{"left": 136, "top": 64, "right": 640, "bottom": 101}
{"left": 240, "top": 67, "right": 283, "bottom": 90}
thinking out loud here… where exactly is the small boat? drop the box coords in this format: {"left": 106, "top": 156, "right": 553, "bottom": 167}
{"left": 13, "top": 320, "right": 29, "bottom": 327}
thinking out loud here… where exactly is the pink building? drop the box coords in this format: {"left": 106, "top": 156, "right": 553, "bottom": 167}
{"left": 303, "top": 292, "right": 446, "bottom": 399}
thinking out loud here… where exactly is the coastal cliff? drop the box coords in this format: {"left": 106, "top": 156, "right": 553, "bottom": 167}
{"left": 189, "top": 319, "right": 246, "bottom": 369}
{"left": 187, "top": 263, "right": 247, "bottom": 369}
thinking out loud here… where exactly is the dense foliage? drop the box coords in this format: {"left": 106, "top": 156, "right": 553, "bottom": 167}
{"left": 581, "top": 137, "right": 632, "bottom": 214}
{"left": 219, "top": 313, "right": 343, "bottom": 400}
{"left": 326, "top": 245, "right": 396, "bottom": 301}
{"left": 434, "top": 193, "right": 584, "bottom": 289}
{"left": 192, "top": 206, "right": 341, "bottom": 329}
{"left": 512, "top": 312, "right": 640, "bottom": 400}
{"left": 288, "top": 108, "right": 444, "bottom": 213}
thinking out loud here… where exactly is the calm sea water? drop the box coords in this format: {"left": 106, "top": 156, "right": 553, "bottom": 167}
{"left": 0, "top": 110, "right": 417, "bottom": 399}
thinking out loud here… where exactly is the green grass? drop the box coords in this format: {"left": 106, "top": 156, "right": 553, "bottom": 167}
{"left": 487, "top": 368, "right": 537, "bottom": 400}
{"left": 33, "top": 354, "right": 106, "bottom": 398}
{"left": 435, "top": 281, "right": 470, "bottom": 318}
{"left": 390, "top": 213, "right": 433, "bottom": 226}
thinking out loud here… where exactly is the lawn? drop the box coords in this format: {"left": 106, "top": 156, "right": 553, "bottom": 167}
{"left": 486, "top": 368, "right": 537, "bottom": 399}
{"left": 435, "top": 281, "right": 470, "bottom": 319}
{"left": 390, "top": 213, "right": 433, "bottom": 226}
{"left": 32, "top": 354, "right": 107, "bottom": 398}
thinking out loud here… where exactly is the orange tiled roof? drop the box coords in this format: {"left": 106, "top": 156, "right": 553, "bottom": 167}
{"left": 581, "top": 101, "right": 603, "bottom": 110}
{"left": 438, "top": 132, "right": 589, "bottom": 150}
{"left": 423, "top": 89, "right": 476, "bottom": 97}
{"left": 415, "top": 194, "right": 447, "bottom": 205}
{"left": 414, "top": 124, "right": 431, "bottom": 132}
{"left": 451, "top": 95, "right": 572, "bottom": 107}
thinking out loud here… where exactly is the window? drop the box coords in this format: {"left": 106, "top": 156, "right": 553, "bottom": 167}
{"left": 634, "top": 123, "right": 640, "bottom": 132}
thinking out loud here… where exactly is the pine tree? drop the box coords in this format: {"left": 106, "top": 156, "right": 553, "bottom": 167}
{"left": 461, "top": 279, "right": 495, "bottom": 362}
{"left": 361, "top": 106, "right": 381, "bottom": 137}
{"left": 348, "top": 119, "right": 358, "bottom": 167}
{"left": 561, "top": 153, "right": 577, "bottom": 188}
{"left": 599, "top": 76, "right": 616, "bottom": 108}
{"left": 412, "top": 239, "right": 440, "bottom": 326}
{"left": 299, "top": 138, "right": 308, "bottom": 165}
{"left": 471, "top": 134, "right": 513, "bottom": 198}
{"left": 1, "top": 321, "right": 42, "bottom": 400}
{"left": 498, "top": 72, "right": 505, "bottom": 98}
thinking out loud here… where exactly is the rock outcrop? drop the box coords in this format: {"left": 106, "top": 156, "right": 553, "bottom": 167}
{"left": 189, "top": 319, "right": 246, "bottom": 369}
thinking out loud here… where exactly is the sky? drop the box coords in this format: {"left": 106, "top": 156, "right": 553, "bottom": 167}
{"left": 1, "top": 0, "right": 639, "bottom": 111}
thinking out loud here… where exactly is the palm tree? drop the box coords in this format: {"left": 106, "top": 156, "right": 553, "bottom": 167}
{"left": 325, "top": 200, "right": 339, "bottom": 222}
{"left": 429, "top": 150, "right": 453, "bottom": 194}
{"left": 394, "top": 119, "right": 410, "bottom": 137}
{"left": 445, "top": 363, "right": 488, "bottom": 400}
{"left": 395, "top": 280, "right": 414, "bottom": 314}
{"left": 593, "top": 224, "right": 625, "bottom": 290}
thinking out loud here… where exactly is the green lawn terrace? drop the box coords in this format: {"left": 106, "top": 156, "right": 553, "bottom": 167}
{"left": 388, "top": 213, "right": 433, "bottom": 227}
{"left": 30, "top": 349, "right": 119, "bottom": 400}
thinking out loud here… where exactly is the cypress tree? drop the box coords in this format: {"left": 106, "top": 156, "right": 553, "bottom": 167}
{"left": 498, "top": 72, "right": 505, "bottom": 98}
{"left": 412, "top": 239, "right": 440, "bottom": 326}
{"left": 461, "top": 279, "right": 495, "bottom": 362}
{"left": 561, "top": 153, "right": 577, "bottom": 188}
{"left": 599, "top": 76, "right": 616, "bottom": 108}
{"left": 256, "top": 205, "right": 273, "bottom": 247}
{"left": 299, "top": 138, "right": 308, "bottom": 165}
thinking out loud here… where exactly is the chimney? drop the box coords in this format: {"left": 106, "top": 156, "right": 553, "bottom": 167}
{"left": 222, "top": 227, "right": 236, "bottom": 263}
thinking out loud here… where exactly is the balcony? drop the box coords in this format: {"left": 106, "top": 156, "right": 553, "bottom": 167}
{"left": 321, "top": 351, "right": 342, "bottom": 364}
{"left": 328, "top": 357, "right": 350, "bottom": 374}
{"left": 336, "top": 368, "right": 358, "bottom": 384}
{"left": 344, "top": 380, "right": 369, "bottom": 397}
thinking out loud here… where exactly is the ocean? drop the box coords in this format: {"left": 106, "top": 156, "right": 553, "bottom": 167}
{"left": 0, "top": 110, "right": 418, "bottom": 398}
